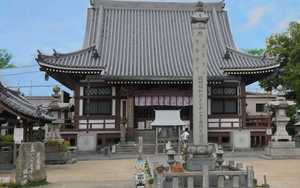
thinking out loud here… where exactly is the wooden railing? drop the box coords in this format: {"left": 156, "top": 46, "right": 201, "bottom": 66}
{"left": 245, "top": 115, "right": 271, "bottom": 128}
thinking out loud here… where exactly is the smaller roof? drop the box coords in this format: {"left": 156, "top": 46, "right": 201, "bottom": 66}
{"left": 36, "top": 46, "right": 105, "bottom": 74}
{"left": 222, "top": 47, "right": 280, "bottom": 75}
{"left": 0, "top": 82, "right": 53, "bottom": 121}
{"left": 151, "top": 110, "right": 186, "bottom": 127}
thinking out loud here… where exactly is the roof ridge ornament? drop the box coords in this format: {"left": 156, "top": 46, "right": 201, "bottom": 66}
{"left": 191, "top": 2, "right": 209, "bottom": 24}
{"left": 195, "top": 1, "right": 204, "bottom": 12}
{"left": 90, "top": 0, "right": 95, "bottom": 6}
{"left": 92, "top": 48, "right": 100, "bottom": 59}
{"left": 37, "top": 50, "right": 44, "bottom": 61}
{"left": 223, "top": 48, "right": 231, "bottom": 60}
{"left": 53, "top": 49, "right": 59, "bottom": 58}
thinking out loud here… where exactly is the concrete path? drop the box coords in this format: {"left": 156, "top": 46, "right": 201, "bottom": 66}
{"left": 43, "top": 159, "right": 136, "bottom": 188}
{"left": 2, "top": 154, "right": 300, "bottom": 188}
{"left": 242, "top": 159, "right": 300, "bottom": 188}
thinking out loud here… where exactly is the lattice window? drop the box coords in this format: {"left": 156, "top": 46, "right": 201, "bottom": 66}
{"left": 84, "top": 87, "right": 112, "bottom": 96}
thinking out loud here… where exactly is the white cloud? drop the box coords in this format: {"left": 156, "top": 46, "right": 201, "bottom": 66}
{"left": 278, "top": 20, "right": 290, "bottom": 31}
{"left": 243, "top": 5, "right": 268, "bottom": 30}
{"left": 276, "top": 19, "right": 300, "bottom": 32}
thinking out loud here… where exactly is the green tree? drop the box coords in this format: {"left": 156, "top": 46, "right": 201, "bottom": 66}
{"left": 0, "top": 49, "right": 15, "bottom": 69}
{"left": 244, "top": 48, "right": 265, "bottom": 56}
{"left": 258, "top": 22, "right": 300, "bottom": 104}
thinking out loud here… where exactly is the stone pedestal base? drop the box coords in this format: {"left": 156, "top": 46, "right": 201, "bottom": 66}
{"left": 272, "top": 135, "right": 292, "bottom": 142}
{"left": 263, "top": 141, "right": 300, "bottom": 159}
{"left": 185, "top": 155, "right": 215, "bottom": 171}
{"left": 185, "top": 144, "right": 216, "bottom": 171}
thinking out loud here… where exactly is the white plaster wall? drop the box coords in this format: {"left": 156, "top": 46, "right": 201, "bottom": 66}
{"left": 79, "top": 99, "right": 83, "bottom": 116}
{"left": 246, "top": 97, "right": 275, "bottom": 116}
{"left": 77, "top": 132, "right": 97, "bottom": 151}
{"left": 112, "top": 87, "right": 116, "bottom": 96}
{"left": 80, "top": 87, "right": 84, "bottom": 96}
{"left": 112, "top": 99, "right": 116, "bottom": 116}
{"left": 231, "top": 130, "right": 251, "bottom": 149}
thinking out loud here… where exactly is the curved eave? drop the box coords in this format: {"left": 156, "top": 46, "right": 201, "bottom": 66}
{"left": 0, "top": 98, "right": 53, "bottom": 122}
{"left": 36, "top": 45, "right": 105, "bottom": 75}
{"left": 106, "top": 80, "right": 224, "bottom": 85}
{"left": 37, "top": 60, "right": 104, "bottom": 74}
{"left": 223, "top": 63, "right": 280, "bottom": 75}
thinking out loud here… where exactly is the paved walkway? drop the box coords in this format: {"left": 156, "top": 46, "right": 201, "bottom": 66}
{"left": 241, "top": 159, "right": 300, "bottom": 188}
{"left": 44, "top": 158, "right": 300, "bottom": 188}
{"left": 44, "top": 159, "right": 135, "bottom": 188}
{"left": 1, "top": 153, "right": 300, "bottom": 188}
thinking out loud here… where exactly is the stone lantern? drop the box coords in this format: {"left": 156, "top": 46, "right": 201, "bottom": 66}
{"left": 267, "top": 85, "right": 295, "bottom": 142}
{"left": 294, "top": 121, "right": 300, "bottom": 148}
{"left": 264, "top": 85, "right": 300, "bottom": 159}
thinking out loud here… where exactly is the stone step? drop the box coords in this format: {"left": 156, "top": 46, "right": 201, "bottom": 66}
{"left": 135, "top": 130, "right": 156, "bottom": 144}
{"left": 116, "top": 144, "right": 156, "bottom": 154}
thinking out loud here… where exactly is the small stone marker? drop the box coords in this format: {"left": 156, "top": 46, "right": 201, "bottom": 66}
{"left": 16, "top": 142, "right": 46, "bottom": 186}
{"left": 138, "top": 136, "right": 143, "bottom": 160}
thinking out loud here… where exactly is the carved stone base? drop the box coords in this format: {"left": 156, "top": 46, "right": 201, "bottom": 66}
{"left": 263, "top": 141, "right": 300, "bottom": 159}
{"left": 272, "top": 135, "right": 292, "bottom": 142}
{"left": 185, "top": 155, "right": 215, "bottom": 171}
{"left": 185, "top": 144, "right": 215, "bottom": 171}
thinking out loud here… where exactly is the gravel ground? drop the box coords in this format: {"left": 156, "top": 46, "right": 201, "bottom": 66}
{"left": 43, "top": 159, "right": 136, "bottom": 188}
{"left": 1, "top": 156, "right": 300, "bottom": 188}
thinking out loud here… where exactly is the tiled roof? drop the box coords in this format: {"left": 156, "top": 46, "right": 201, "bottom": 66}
{"left": 0, "top": 83, "right": 53, "bottom": 121}
{"left": 37, "top": 1, "right": 279, "bottom": 80}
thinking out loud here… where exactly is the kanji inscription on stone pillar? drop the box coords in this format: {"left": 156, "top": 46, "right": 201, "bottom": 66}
{"left": 191, "top": 12, "right": 209, "bottom": 146}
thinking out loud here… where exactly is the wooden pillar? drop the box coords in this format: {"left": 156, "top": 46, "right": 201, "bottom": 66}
{"left": 240, "top": 81, "right": 246, "bottom": 128}
{"left": 23, "top": 121, "right": 28, "bottom": 142}
{"left": 115, "top": 86, "right": 121, "bottom": 130}
{"left": 74, "top": 84, "right": 80, "bottom": 130}
{"left": 28, "top": 125, "right": 33, "bottom": 142}
{"left": 218, "top": 135, "right": 222, "bottom": 145}
{"left": 155, "top": 128, "right": 158, "bottom": 154}
{"left": 127, "top": 96, "right": 134, "bottom": 140}
{"left": 178, "top": 127, "right": 181, "bottom": 154}
{"left": 259, "top": 136, "right": 262, "bottom": 147}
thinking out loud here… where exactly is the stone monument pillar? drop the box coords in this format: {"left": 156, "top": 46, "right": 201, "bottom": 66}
{"left": 186, "top": 3, "right": 215, "bottom": 172}
{"left": 137, "top": 136, "right": 143, "bottom": 160}
{"left": 16, "top": 142, "right": 46, "bottom": 185}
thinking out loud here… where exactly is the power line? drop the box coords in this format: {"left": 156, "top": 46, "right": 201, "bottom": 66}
{"left": 0, "top": 65, "right": 38, "bottom": 70}
{"left": 0, "top": 71, "right": 41, "bottom": 76}
{"left": 8, "top": 85, "right": 59, "bottom": 88}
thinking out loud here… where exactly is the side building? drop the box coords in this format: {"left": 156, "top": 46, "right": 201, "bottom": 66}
{"left": 0, "top": 82, "right": 52, "bottom": 141}
{"left": 246, "top": 92, "right": 276, "bottom": 148}
{"left": 36, "top": 1, "right": 280, "bottom": 151}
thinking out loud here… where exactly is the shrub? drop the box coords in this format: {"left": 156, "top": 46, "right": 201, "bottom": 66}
{"left": 148, "top": 177, "right": 154, "bottom": 185}
{"left": 46, "top": 140, "right": 70, "bottom": 152}
{"left": 0, "top": 135, "right": 13, "bottom": 145}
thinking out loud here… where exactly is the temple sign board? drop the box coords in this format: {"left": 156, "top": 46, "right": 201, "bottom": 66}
{"left": 14, "top": 128, "right": 24, "bottom": 144}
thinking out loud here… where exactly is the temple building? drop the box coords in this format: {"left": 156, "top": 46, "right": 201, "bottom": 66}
{"left": 0, "top": 82, "right": 52, "bottom": 142}
{"left": 36, "top": 1, "right": 280, "bottom": 151}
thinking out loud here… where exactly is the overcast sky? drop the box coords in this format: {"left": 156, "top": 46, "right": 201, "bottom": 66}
{"left": 0, "top": 0, "right": 299, "bottom": 96}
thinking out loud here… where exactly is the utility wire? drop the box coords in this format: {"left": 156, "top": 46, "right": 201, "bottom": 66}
{"left": 0, "top": 71, "right": 41, "bottom": 76}
{"left": 0, "top": 65, "right": 38, "bottom": 70}
{"left": 8, "top": 85, "right": 59, "bottom": 88}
